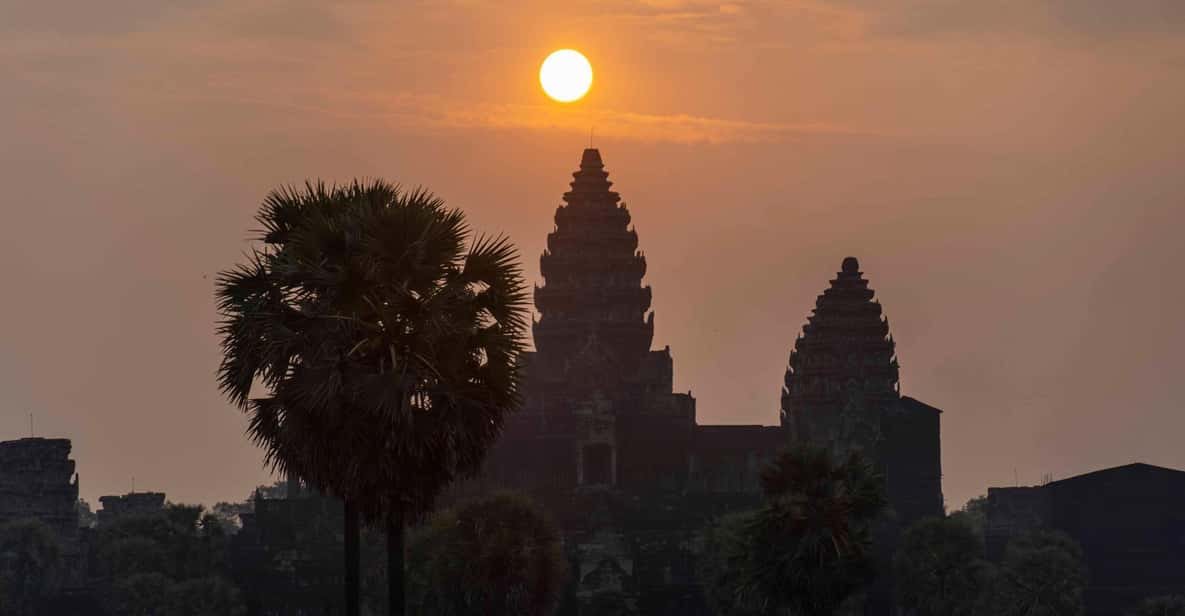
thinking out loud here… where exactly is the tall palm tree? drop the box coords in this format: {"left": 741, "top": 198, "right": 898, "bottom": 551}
{"left": 736, "top": 445, "right": 887, "bottom": 616}
{"left": 216, "top": 180, "right": 528, "bottom": 616}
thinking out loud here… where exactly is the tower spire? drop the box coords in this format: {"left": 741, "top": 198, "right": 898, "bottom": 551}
{"left": 533, "top": 148, "right": 653, "bottom": 364}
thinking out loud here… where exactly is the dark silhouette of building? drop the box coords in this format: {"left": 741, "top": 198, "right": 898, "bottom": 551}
{"left": 483, "top": 148, "right": 783, "bottom": 613}
{"left": 781, "top": 257, "right": 944, "bottom": 523}
{"left": 0, "top": 437, "right": 80, "bottom": 537}
{"left": 780, "top": 257, "right": 944, "bottom": 614}
{"left": 96, "top": 491, "right": 166, "bottom": 526}
{"left": 482, "top": 148, "right": 953, "bottom": 613}
{"left": 985, "top": 463, "right": 1185, "bottom": 615}
{"left": 0, "top": 437, "right": 84, "bottom": 584}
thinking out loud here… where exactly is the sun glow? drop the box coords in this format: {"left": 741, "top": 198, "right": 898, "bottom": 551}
{"left": 540, "top": 49, "right": 593, "bottom": 103}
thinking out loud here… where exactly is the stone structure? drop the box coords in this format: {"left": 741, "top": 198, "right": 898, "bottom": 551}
{"left": 480, "top": 149, "right": 947, "bottom": 613}
{"left": 97, "top": 491, "right": 166, "bottom": 525}
{"left": 0, "top": 437, "right": 90, "bottom": 590}
{"left": 482, "top": 149, "right": 786, "bottom": 614}
{"left": 986, "top": 463, "right": 1185, "bottom": 615}
{"left": 780, "top": 257, "right": 944, "bottom": 523}
{"left": 780, "top": 259, "right": 944, "bottom": 612}
{"left": 0, "top": 438, "right": 80, "bottom": 539}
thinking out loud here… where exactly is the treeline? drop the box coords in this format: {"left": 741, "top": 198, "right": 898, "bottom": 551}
{"left": 4, "top": 457, "right": 1184, "bottom": 615}
{"left": 698, "top": 454, "right": 1185, "bottom": 616}
{"left": 0, "top": 488, "right": 568, "bottom": 616}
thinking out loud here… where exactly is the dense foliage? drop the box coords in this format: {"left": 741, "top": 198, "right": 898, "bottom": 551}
{"left": 407, "top": 492, "right": 568, "bottom": 616}
{"left": 698, "top": 511, "right": 763, "bottom": 616}
{"left": 1128, "top": 595, "right": 1185, "bottom": 616}
{"left": 702, "top": 446, "right": 887, "bottom": 616}
{"left": 981, "top": 530, "right": 1087, "bottom": 616}
{"left": 92, "top": 504, "right": 244, "bottom": 616}
{"left": 0, "top": 519, "right": 62, "bottom": 616}
{"left": 893, "top": 516, "right": 992, "bottom": 616}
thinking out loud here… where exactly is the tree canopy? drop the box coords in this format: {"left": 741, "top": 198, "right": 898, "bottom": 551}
{"left": 216, "top": 179, "right": 528, "bottom": 525}
{"left": 722, "top": 446, "right": 887, "bottom": 616}
{"left": 1128, "top": 595, "right": 1185, "bottom": 616}
{"left": 894, "top": 515, "right": 992, "bottom": 616}
{"left": 407, "top": 492, "right": 568, "bottom": 616}
{"left": 983, "top": 530, "right": 1087, "bottom": 616}
{"left": 0, "top": 519, "right": 62, "bottom": 616}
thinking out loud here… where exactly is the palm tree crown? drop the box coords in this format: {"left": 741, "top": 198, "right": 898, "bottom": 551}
{"left": 216, "top": 180, "right": 528, "bottom": 524}
{"left": 738, "top": 446, "right": 888, "bottom": 616}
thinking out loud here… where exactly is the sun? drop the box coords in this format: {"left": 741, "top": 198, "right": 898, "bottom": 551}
{"left": 540, "top": 49, "right": 593, "bottom": 103}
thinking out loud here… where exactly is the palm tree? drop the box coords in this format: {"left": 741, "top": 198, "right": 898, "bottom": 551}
{"left": 736, "top": 445, "right": 887, "bottom": 616}
{"left": 216, "top": 180, "right": 528, "bottom": 616}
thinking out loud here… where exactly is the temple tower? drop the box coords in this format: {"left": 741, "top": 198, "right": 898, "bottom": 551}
{"left": 532, "top": 148, "right": 654, "bottom": 375}
{"left": 780, "top": 257, "right": 942, "bottom": 522}
{"left": 781, "top": 257, "right": 900, "bottom": 456}
{"left": 492, "top": 148, "right": 694, "bottom": 494}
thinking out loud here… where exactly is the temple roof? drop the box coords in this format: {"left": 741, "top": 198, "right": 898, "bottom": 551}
{"left": 563, "top": 148, "right": 620, "bottom": 207}
{"left": 781, "top": 257, "right": 901, "bottom": 432}
{"left": 534, "top": 148, "right": 653, "bottom": 363}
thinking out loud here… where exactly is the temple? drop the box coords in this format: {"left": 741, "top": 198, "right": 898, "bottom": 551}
{"left": 0, "top": 438, "right": 84, "bottom": 584}
{"left": 97, "top": 491, "right": 166, "bottom": 526}
{"left": 781, "top": 257, "right": 944, "bottom": 524}
{"left": 483, "top": 149, "right": 946, "bottom": 613}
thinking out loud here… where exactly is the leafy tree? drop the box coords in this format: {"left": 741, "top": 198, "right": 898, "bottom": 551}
{"left": 208, "top": 501, "right": 251, "bottom": 534}
{"left": 956, "top": 495, "right": 988, "bottom": 541}
{"left": 94, "top": 504, "right": 231, "bottom": 582}
{"left": 106, "top": 572, "right": 172, "bottom": 616}
{"left": 407, "top": 492, "right": 568, "bottom": 616}
{"left": 216, "top": 181, "right": 528, "bottom": 615}
{"left": 1128, "top": 595, "right": 1185, "bottom": 616}
{"left": 698, "top": 512, "right": 763, "bottom": 616}
{"left": 983, "top": 530, "right": 1086, "bottom": 616}
{"left": 98, "top": 535, "right": 168, "bottom": 580}
{"left": 584, "top": 591, "right": 636, "bottom": 616}
{"left": 894, "top": 516, "right": 993, "bottom": 616}
{"left": 168, "top": 576, "right": 248, "bottom": 616}
{"left": 93, "top": 503, "right": 240, "bottom": 615}
{"left": 734, "top": 446, "right": 887, "bottom": 616}
{"left": 0, "top": 519, "right": 62, "bottom": 616}
{"left": 77, "top": 499, "right": 98, "bottom": 529}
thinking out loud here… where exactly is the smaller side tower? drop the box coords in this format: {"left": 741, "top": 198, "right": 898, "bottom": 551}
{"left": 780, "top": 257, "right": 943, "bottom": 522}
{"left": 781, "top": 257, "right": 899, "bottom": 456}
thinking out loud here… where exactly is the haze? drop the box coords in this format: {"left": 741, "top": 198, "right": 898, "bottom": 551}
{"left": 1, "top": 1, "right": 1182, "bottom": 512}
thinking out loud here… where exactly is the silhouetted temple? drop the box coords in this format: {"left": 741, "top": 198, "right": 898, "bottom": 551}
{"left": 0, "top": 438, "right": 84, "bottom": 583}
{"left": 490, "top": 148, "right": 782, "bottom": 498}
{"left": 97, "top": 491, "right": 166, "bottom": 526}
{"left": 779, "top": 259, "right": 944, "bottom": 613}
{"left": 986, "top": 463, "right": 1185, "bottom": 616}
{"left": 781, "top": 257, "right": 944, "bottom": 523}
{"left": 483, "top": 149, "right": 784, "bottom": 613}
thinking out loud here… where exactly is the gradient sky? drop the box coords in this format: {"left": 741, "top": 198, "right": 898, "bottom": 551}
{"left": 2, "top": 1, "right": 1183, "bottom": 511}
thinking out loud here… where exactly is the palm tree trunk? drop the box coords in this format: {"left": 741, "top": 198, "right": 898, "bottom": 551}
{"left": 345, "top": 499, "right": 361, "bottom": 616}
{"left": 388, "top": 510, "right": 406, "bottom": 615}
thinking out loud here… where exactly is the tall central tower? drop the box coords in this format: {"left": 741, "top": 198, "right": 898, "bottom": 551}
{"left": 532, "top": 148, "right": 654, "bottom": 374}
{"left": 490, "top": 148, "right": 695, "bottom": 493}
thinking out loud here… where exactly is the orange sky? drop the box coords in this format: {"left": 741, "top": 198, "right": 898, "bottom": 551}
{"left": 1, "top": 1, "right": 1183, "bottom": 510}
